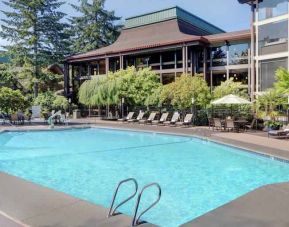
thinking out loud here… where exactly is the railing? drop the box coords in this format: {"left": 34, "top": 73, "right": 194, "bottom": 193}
{"left": 108, "top": 178, "right": 138, "bottom": 217}
{"left": 132, "top": 183, "right": 162, "bottom": 226}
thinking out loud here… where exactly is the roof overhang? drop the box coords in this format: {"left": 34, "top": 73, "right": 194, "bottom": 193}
{"left": 238, "top": 0, "right": 261, "bottom": 4}
{"left": 67, "top": 40, "right": 205, "bottom": 63}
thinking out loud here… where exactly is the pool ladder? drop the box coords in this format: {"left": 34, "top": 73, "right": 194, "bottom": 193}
{"left": 107, "top": 178, "right": 161, "bottom": 226}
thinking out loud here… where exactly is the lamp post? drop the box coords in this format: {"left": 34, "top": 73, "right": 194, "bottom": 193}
{"left": 287, "top": 95, "right": 289, "bottom": 125}
{"left": 121, "top": 97, "right": 125, "bottom": 118}
{"left": 68, "top": 98, "right": 71, "bottom": 115}
{"left": 192, "top": 98, "right": 195, "bottom": 125}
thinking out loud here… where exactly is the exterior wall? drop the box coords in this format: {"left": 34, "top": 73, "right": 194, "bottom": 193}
{"left": 254, "top": 0, "right": 289, "bottom": 93}
{"left": 66, "top": 41, "right": 250, "bottom": 97}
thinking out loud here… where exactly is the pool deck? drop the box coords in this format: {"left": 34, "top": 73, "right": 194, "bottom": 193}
{"left": 1, "top": 118, "right": 289, "bottom": 226}
{"left": 0, "top": 172, "right": 155, "bottom": 227}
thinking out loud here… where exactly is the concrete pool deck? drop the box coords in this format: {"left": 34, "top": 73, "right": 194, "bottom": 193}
{"left": 0, "top": 172, "right": 155, "bottom": 227}
{"left": 1, "top": 119, "right": 289, "bottom": 226}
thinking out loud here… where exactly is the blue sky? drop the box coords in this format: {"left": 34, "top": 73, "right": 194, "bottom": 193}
{"left": 0, "top": 0, "right": 251, "bottom": 48}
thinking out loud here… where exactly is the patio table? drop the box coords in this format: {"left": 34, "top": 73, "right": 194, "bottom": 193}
{"left": 234, "top": 120, "right": 248, "bottom": 132}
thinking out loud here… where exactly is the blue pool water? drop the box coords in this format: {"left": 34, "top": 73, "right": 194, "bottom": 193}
{"left": 1, "top": 128, "right": 289, "bottom": 226}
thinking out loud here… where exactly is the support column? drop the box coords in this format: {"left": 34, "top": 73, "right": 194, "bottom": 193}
{"left": 160, "top": 53, "right": 163, "bottom": 83}
{"left": 190, "top": 50, "right": 193, "bottom": 76}
{"left": 182, "top": 46, "right": 188, "bottom": 74}
{"left": 251, "top": 3, "right": 256, "bottom": 100}
{"left": 174, "top": 51, "right": 177, "bottom": 79}
{"left": 185, "top": 46, "right": 188, "bottom": 74}
{"left": 226, "top": 43, "right": 230, "bottom": 80}
{"left": 120, "top": 55, "right": 124, "bottom": 70}
{"left": 182, "top": 46, "right": 185, "bottom": 74}
{"left": 105, "top": 57, "right": 109, "bottom": 75}
{"left": 71, "top": 65, "right": 75, "bottom": 102}
{"left": 203, "top": 47, "right": 207, "bottom": 78}
{"left": 87, "top": 64, "right": 91, "bottom": 77}
{"left": 210, "top": 53, "right": 213, "bottom": 92}
{"left": 64, "top": 63, "right": 70, "bottom": 97}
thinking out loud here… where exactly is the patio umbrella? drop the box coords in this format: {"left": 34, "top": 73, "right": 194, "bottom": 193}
{"left": 211, "top": 94, "right": 252, "bottom": 105}
{"left": 211, "top": 94, "right": 252, "bottom": 116}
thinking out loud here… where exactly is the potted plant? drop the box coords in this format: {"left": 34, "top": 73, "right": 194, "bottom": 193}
{"left": 264, "top": 120, "right": 283, "bottom": 131}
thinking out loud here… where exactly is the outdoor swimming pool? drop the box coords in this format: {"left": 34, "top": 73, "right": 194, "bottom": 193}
{"left": 0, "top": 128, "right": 289, "bottom": 226}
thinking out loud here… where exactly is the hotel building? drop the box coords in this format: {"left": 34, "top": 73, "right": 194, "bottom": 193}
{"left": 64, "top": 1, "right": 288, "bottom": 101}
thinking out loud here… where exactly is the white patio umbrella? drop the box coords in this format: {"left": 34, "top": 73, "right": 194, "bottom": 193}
{"left": 211, "top": 94, "right": 252, "bottom": 116}
{"left": 211, "top": 94, "right": 252, "bottom": 105}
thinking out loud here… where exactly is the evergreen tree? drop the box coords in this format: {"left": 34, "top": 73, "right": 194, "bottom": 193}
{"left": 70, "top": 0, "right": 121, "bottom": 53}
{"left": 0, "top": 0, "right": 70, "bottom": 96}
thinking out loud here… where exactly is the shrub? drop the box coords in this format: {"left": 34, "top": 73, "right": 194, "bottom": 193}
{"left": 53, "top": 95, "right": 69, "bottom": 111}
{"left": 0, "top": 87, "right": 29, "bottom": 114}
{"left": 33, "top": 92, "right": 56, "bottom": 114}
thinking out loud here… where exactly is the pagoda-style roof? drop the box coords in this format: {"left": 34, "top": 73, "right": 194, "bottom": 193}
{"left": 66, "top": 7, "right": 250, "bottom": 63}
{"left": 67, "top": 19, "right": 209, "bottom": 62}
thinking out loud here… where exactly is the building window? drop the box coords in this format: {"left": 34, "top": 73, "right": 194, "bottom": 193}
{"left": 109, "top": 57, "right": 120, "bottom": 72}
{"left": 258, "top": 19, "right": 288, "bottom": 55}
{"left": 162, "top": 73, "right": 175, "bottom": 84}
{"left": 124, "top": 56, "right": 135, "bottom": 69}
{"left": 212, "top": 71, "right": 227, "bottom": 87}
{"left": 259, "top": 57, "right": 288, "bottom": 91}
{"left": 229, "top": 69, "right": 249, "bottom": 85}
{"left": 162, "top": 51, "right": 175, "bottom": 70}
{"left": 258, "top": 0, "right": 288, "bottom": 21}
{"left": 211, "top": 46, "right": 227, "bottom": 67}
{"left": 229, "top": 43, "right": 249, "bottom": 65}
{"left": 99, "top": 60, "right": 106, "bottom": 75}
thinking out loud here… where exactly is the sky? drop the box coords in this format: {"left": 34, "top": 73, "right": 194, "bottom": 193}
{"left": 0, "top": 0, "right": 251, "bottom": 48}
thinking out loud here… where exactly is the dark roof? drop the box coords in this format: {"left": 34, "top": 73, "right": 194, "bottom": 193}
{"left": 238, "top": 0, "right": 261, "bottom": 3}
{"left": 67, "top": 19, "right": 208, "bottom": 62}
{"left": 66, "top": 26, "right": 250, "bottom": 63}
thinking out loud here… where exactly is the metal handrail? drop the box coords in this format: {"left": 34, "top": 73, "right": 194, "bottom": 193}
{"left": 132, "top": 183, "right": 161, "bottom": 226}
{"left": 107, "top": 178, "right": 138, "bottom": 217}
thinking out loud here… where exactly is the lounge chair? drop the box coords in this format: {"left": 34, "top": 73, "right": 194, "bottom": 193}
{"left": 164, "top": 112, "right": 180, "bottom": 126}
{"left": 225, "top": 119, "right": 235, "bottom": 132}
{"left": 208, "top": 118, "right": 214, "bottom": 129}
{"left": 176, "top": 114, "right": 193, "bottom": 127}
{"left": 10, "top": 114, "right": 19, "bottom": 125}
{"left": 152, "top": 113, "right": 169, "bottom": 125}
{"left": 245, "top": 118, "right": 256, "bottom": 131}
{"left": 128, "top": 112, "right": 145, "bottom": 123}
{"left": 0, "top": 113, "right": 5, "bottom": 125}
{"left": 268, "top": 130, "right": 289, "bottom": 139}
{"left": 118, "top": 112, "right": 135, "bottom": 122}
{"left": 212, "top": 118, "right": 223, "bottom": 131}
{"left": 139, "top": 112, "right": 156, "bottom": 124}
{"left": 60, "top": 114, "right": 69, "bottom": 125}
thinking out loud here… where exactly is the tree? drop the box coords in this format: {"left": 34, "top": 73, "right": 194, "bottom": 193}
{"left": 256, "top": 89, "right": 287, "bottom": 115}
{"left": 170, "top": 74, "right": 210, "bottom": 109}
{"left": 213, "top": 78, "right": 248, "bottom": 99}
{"left": 0, "top": 87, "right": 29, "bottom": 114}
{"left": 1, "top": 0, "right": 70, "bottom": 96}
{"left": 70, "top": 0, "right": 121, "bottom": 53}
{"left": 147, "top": 74, "right": 211, "bottom": 110}
{"left": 53, "top": 95, "right": 69, "bottom": 111}
{"left": 33, "top": 91, "right": 56, "bottom": 113}
{"left": 275, "top": 67, "right": 289, "bottom": 94}
{"left": 78, "top": 67, "right": 161, "bottom": 107}
{"left": 116, "top": 67, "right": 161, "bottom": 106}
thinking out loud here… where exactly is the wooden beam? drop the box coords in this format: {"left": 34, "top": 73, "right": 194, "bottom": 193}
{"left": 64, "top": 63, "right": 70, "bottom": 97}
